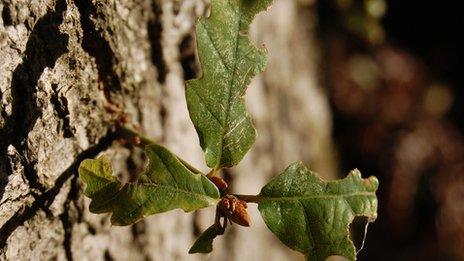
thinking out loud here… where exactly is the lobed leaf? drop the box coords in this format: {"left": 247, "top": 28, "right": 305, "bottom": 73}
{"left": 79, "top": 144, "right": 220, "bottom": 225}
{"left": 186, "top": 0, "right": 273, "bottom": 168}
{"left": 258, "top": 162, "right": 378, "bottom": 261}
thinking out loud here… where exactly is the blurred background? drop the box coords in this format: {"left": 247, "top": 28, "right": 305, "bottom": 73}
{"left": 316, "top": 0, "right": 464, "bottom": 260}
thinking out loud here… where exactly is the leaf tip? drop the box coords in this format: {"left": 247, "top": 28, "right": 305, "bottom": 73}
{"left": 188, "top": 225, "right": 218, "bottom": 254}
{"left": 349, "top": 168, "right": 362, "bottom": 178}
{"left": 366, "top": 176, "right": 379, "bottom": 190}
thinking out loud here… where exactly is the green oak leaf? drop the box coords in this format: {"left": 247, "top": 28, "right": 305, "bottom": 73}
{"left": 258, "top": 162, "right": 378, "bottom": 261}
{"left": 78, "top": 144, "right": 220, "bottom": 225}
{"left": 186, "top": 0, "right": 273, "bottom": 168}
{"left": 189, "top": 224, "right": 222, "bottom": 254}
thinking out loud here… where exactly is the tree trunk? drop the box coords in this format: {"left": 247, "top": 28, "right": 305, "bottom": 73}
{"left": 0, "top": 0, "right": 335, "bottom": 260}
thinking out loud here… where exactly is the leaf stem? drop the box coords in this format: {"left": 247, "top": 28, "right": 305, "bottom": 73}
{"left": 233, "top": 194, "right": 261, "bottom": 203}
{"left": 119, "top": 125, "right": 203, "bottom": 174}
{"left": 207, "top": 168, "right": 221, "bottom": 178}
{"left": 119, "top": 125, "right": 156, "bottom": 147}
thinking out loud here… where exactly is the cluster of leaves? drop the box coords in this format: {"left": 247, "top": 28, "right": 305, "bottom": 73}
{"left": 78, "top": 0, "right": 379, "bottom": 260}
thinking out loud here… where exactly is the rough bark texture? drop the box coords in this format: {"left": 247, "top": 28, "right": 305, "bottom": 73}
{"left": 0, "top": 0, "right": 335, "bottom": 260}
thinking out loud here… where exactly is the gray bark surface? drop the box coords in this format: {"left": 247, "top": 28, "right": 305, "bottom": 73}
{"left": 0, "top": 0, "right": 335, "bottom": 260}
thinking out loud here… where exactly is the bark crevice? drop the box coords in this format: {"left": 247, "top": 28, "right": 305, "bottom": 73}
{"left": 0, "top": 0, "right": 69, "bottom": 197}
{"left": 148, "top": 0, "right": 167, "bottom": 84}
{"left": 50, "top": 83, "right": 74, "bottom": 138}
{"left": 74, "top": 0, "right": 121, "bottom": 100}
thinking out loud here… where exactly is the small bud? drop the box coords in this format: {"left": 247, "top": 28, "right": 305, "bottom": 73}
{"left": 132, "top": 136, "right": 141, "bottom": 145}
{"left": 217, "top": 195, "right": 251, "bottom": 227}
{"left": 218, "top": 197, "right": 230, "bottom": 211}
{"left": 228, "top": 199, "right": 251, "bottom": 227}
{"left": 209, "top": 176, "right": 228, "bottom": 191}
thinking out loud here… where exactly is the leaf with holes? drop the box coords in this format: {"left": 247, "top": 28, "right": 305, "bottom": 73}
{"left": 258, "top": 162, "right": 378, "bottom": 261}
{"left": 78, "top": 144, "right": 220, "bottom": 225}
{"left": 186, "top": 0, "right": 273, "bottom": 168}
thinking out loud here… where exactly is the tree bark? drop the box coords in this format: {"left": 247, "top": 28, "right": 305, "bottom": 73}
{"left": 0, "top": 0, "right": 335, "bottom": 260}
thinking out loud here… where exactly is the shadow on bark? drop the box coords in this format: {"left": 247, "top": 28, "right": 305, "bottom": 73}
{"left": 0, "top": 0, "right": 68, "bottom": 208}
{"left": 0, "top": 129, "right": 117, "bottom": 248}
{"left": 74, "top": 0, "right": 122, "bottom": 97}
{"left": 148, "top": 0, "right": 167, "bottom": 84}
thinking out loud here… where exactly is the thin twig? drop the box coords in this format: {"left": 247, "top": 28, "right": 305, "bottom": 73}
{"left": 233, "top": 194, "right": 261, "bottom": 203}
{"left": 119, "top": 125, "right": 155, "bottom": 147}
{"left": 119, "top": 125, "right": 203, "bottom": 174}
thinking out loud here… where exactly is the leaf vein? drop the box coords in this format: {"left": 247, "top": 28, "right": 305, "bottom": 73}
{"left": 219, "top": 9, "right": 243, "bottom": 161}
{"left": 298, "top": 200, "right": 315, "bottom": 250}
{"left": 260, "top": 192, "right": 376, "bottom": 201}
{"left": 199, "top": 20, "right": 232, "bottom": 73}
{"left": 190, "top": 86, "right": 223, "bottom": 125}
